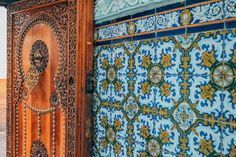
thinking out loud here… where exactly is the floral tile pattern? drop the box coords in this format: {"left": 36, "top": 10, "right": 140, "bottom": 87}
{"left": 93, "top": 28, "right": 236, "bottom": 157}
{"left": 94, "top": 0, "right": 184, "bottom": 23}
{"left": 95, "top": 0, "right": 236, "bottom": 41}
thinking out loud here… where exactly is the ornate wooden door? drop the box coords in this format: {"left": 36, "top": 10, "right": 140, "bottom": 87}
{"left": 6, "top": 0, "right": 93, "bottom": 156}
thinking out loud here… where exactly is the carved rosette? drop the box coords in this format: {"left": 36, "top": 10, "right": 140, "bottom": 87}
{"left": 30, "top": 140, "right": 48, "bottom": 157}
{"left": 30, "top": 40, "right": 49, "bottom": 74}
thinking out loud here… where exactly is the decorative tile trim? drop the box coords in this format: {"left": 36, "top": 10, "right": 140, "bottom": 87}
{"left": 94, "top": 0, "right": 184, "bottom": 23}
{"left": 95, "top": 0, "right": 236, "bottom": 42}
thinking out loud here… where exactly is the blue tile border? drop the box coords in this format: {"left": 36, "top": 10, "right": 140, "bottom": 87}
{"left": 187, "top": 22, "right": 224, "bottom": 34}
{"left": 94, "top": 0, "right": 236, "bottom": 43}
{"left": 186, "top": 0, "right": 209, "bottom": 5}
{"left": 156, "top": 28, "right": 185, "bottom": 38}
{"left": 226, "top": 20, "right": 236, "bottom": 29}
{"left": 133, "top": 33, "right": 156, "bottom": 41}
{"left": 95, "top": 1, "right": 185, "bottom": 28}
{"left": 95, "top": 23, "right": 236, "bottom": 46}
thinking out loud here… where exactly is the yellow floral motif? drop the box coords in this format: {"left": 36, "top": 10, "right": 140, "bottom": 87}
{"left": 140, "top": 126, "right": 150, "bottom": 138}
{"left": 161, "top": 37, "right": 171, "bottom": 42}
{"left": 142, "top": 56, "right": 151, "bottom": 68}
{"left": 127, "top": 147, "right": 133, "bottom": 156}
{"left": 129, "top": 58, "right": 135, "bottom": 70}
{"left": 159, "top": 107, "right": 168, "bottom": 118}
{"left": 161, "top": 54, "right": 172, "bottom": 68}
{"left": 128, "top": 136, "right": 133, "bottom": 145}
{"left": 142, "top": 106, "right": 152, "bottom": 115}
{"left": 128, "top": 124, "right": 134, "bottom": 134}
{"left": 141, "top": 82, "right": 151, "bottom": 94}
{"left": 179, "top": 137, "right": 188, "bottom": 151}
{"left": 159, "top": 130, "right": 170, "bottom": 143}
{"left": 140, "top": 152, "right": 148, "bottom": 157}
{"left": 143, "top": 40, "right": 152, "bottom": 45}
{"left": 114, "top": 119, "right": 122, "bottom": 131}
{"left": 115, "top": 57, "right": 123, "bottom": 69}
{"left": 113, "top": 102, "right": 122, "bottom": 110}
{"left": 220, "top": 30, "right": 228, "bottom": 36}
{"left": 229, "top": 145, "right": 236, "bottom": 157}
{"left": 233, "top": 28, "right": 236, "bottom": 35}
{"left": 102, "top": 58, "right": 109, "bottom": 69}
{"left": 102, "top": 81, "right": 109, "bottom": 90}
{"left": 180, "top": 81, "right": 190, "bottom": 96}
{"left": 192, "top": 43, "right": 201, "bottom": 52}
{"left": 200, "top": 84, "right": 215, "bottom": 101}
{"left": 180, "top": 9, "right": 192, "bottom": 25}
{"left": 179, "top": 152, "right": 188, "bottom": 157}
{"left": 205, "top": 31, "right": 219, "bottom": 38}
{"left": 203, "top": 114, "right": 218, "bottom": 128}
{"left": 128, "top": 21, "right": 136, "bottom": 35}
{"left": 102, "top": 101, "right": 109, "bottom": 108}
{"left": 199, "top": 139, "right": 213, "bottom": 156}
{"left": 129, "top": 79, "right": 134, "bottom": 91}
{"left": 114, "top": 143, "right": 121, "bottom": 154}
{"left": 201, "top": 51, "right": 216, "bottom": 67}
{"left": 115, "top": 81, "right": 122, "bottom": 92}
{"left": 232, "top": 49, "right": 236, "bottom": 63}
{"left": 101, "top": 116, "right": 108, "bottom": 127}
{"left": 160, "top": 83, "right": 171, "bottom": 96}
{"left": 229, "top": 117, "right": 236, "bottom": 132}
{"left": 181, "top": 56, "right": 190, "bottom": 69}
{"left": 101, "top": 138, "right": 107, "bottom": 149}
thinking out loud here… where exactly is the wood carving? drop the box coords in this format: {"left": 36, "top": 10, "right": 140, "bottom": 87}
{"left": 7, "top": 0, "right": 94, "bottom": 156}
{"left": 30, "top": 140, "right": 48, "bottom": 157}
{"left": 30, "top": 40, "right": 49, "bottom": 74}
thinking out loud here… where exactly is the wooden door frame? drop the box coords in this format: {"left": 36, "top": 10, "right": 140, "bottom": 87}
{"left": 6, "top": 0, "right": 94, "bottom": 156}
{"left": 77, "top": 0, "right": 94, "bottom": 156}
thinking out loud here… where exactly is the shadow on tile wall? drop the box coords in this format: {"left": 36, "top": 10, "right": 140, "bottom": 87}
{"left": 93, "top": 0, "right": 236, "bottom": 156}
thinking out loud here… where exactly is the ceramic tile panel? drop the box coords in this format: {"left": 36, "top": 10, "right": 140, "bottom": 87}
{"left": 95, "top": 0, "right": 236, "bottom": 42}
{"left": 224, "top": 0, "right": 236, "bottom": 19}
{"left": 221, "top": 29, "right": 236, "bottom": 157}
{"left": 93, "top": 28, "right": 236, "bottom": 156}
{"left": 94, "top": 0, "right": 184, "bottom": 23}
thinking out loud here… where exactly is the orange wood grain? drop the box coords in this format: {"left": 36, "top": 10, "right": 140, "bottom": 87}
{"left": 20, "top": 23, "right": 63, "bottom": 157}
{"left": 76, "top": 0, "right": 94, "bottom": 156}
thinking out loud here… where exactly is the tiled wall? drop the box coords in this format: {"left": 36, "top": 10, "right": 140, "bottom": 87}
{"left": 93, "top": 0, "right": 236, "bottom": 156}
{"left": 94, "top": 0, "right": 184, "bottom": 23}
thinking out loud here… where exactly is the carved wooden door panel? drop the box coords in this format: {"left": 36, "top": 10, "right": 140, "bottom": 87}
{"left": 7, "top": 0, "right": 93, "bottom": 157}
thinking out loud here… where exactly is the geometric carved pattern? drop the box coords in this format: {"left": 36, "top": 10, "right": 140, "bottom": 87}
{"left": 25, "top": 66, "right": 39, "bottom": 93}
{"left": 30, "top": 140, "right": 48, "bottom": 157}
{"left": 50, "top": 91, "right": 59, "bottom": 107}
{"left": 30, "top": 40, "right": 48, "bottom": 73}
